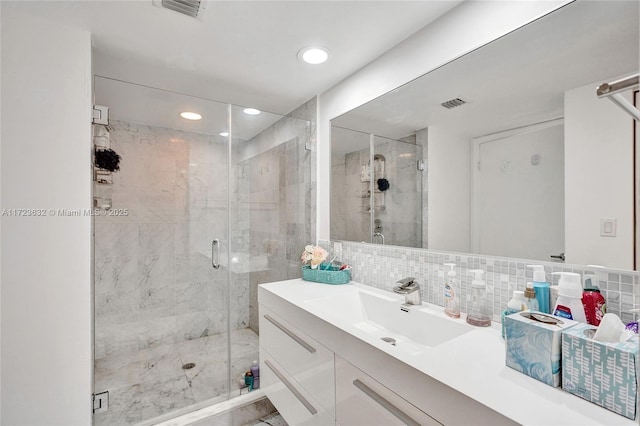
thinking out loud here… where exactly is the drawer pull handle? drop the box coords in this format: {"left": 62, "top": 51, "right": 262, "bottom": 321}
{"left": 353, "top": 379, "right": 421, "bottom": 426}
{"left": 264, "top": 314, "right": 316, "bottom": 354}
{"left": 265, "top": 359, "right": 318, "bottom": 416}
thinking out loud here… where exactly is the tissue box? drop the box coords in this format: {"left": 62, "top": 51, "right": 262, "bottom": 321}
{"left": 505, "top": 312, "right": 579, "bottom": 387}
{"left": 562, "top": 323, "right": 639, "bottom": 420}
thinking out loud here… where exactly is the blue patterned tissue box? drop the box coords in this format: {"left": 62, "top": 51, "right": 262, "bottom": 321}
{"left": 505, "top": 312, "right": 579, "bottom": 387}
{"left": 562, "top": 323, "right": 639, "bottom": 420}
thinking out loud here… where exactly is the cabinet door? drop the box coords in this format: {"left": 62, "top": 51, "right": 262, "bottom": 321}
{"left": 259, "top": 305, "right": 335, "bottom": 413}
{"left": 261, "top": 349, "right": 334, "bottom": 426}
{"left": 335, "top": 355, "right": 442, "bottom": 426}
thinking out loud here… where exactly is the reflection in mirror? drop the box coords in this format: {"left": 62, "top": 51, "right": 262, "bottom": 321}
{"left": 331, "top": 128, "right": 423, "bottom": 247}
{"left": 330, "top": 0, "right": 639, "bottom": 270}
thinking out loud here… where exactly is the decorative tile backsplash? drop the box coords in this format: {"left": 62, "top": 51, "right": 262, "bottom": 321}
{"left": 331, "top": 241, "right": 639, "bottom": 323}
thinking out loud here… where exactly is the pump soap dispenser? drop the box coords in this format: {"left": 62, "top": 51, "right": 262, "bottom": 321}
{"left": 466, "top": 269, "right": 491, "bottom": 327}
{"left": 528, "top": 265, "right": 550, "bottom": 313}
{"left": 444, "top": 263, "right": 460, "bottom": 318}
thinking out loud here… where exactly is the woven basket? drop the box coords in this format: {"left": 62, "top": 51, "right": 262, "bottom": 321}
{"left": 302, "top": 265, "right": 351, "bottom": 285}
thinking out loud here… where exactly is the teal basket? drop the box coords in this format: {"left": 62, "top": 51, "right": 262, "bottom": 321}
{"left": 302, "top": 265, "right": 351, "bottom": 285}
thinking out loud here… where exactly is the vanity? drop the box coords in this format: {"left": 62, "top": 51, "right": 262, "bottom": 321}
{"left": 259, "top": 279, "right": 637, "bottom": 425}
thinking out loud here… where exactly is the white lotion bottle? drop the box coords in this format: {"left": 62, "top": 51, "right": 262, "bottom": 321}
{"left": 443, "top": 263, "right": 460, "bottom": 318}
{"left": 552, "top": 272, "right": 586, "bottom": 323}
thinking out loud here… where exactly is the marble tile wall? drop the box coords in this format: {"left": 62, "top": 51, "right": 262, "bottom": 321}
{"left": 94, "top": 120, "right": 242, "bottom": 360}
{"left": 335, "top": 241, "right": 640, "bottom": 323}
{"left": 241, "top": 98, "right": 316, "bottom": 333}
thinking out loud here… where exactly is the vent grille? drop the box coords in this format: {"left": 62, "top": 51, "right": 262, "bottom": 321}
{"left": 159, "top": 0, "right": 202, "bottom": 18}
{"left": 441, "top": 98, "right": 466, "bottom": 109}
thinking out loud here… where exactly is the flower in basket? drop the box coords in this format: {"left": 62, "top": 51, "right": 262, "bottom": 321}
{"left": 301, "top": 245, "right": 328, "bottom": 269}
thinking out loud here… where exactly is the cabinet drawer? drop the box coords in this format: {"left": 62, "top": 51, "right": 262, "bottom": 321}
{"left": 261, "top": 349, "right": 334, "bottom": 426}
{"left": 259, "top": 305, "right": 335, "bottom": 413}
{"left": 335, "top": 355, "right": 442, "bottom": 426}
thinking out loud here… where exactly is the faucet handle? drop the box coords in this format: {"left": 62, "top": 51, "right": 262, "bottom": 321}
{"left": 396, "top": 277, "right": 418, "bottom": 289}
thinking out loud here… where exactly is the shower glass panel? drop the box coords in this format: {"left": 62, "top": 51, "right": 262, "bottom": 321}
{"left": 92, "top": 77, "right": 312, "bottom": 425}
{"left": 228, "top": 104, "right": 313, "bottom": 378}
{"left": 372, "top": 135, "right": 423, "bottom": 248}
{"left": 330, "top": 127, "right": 373, "bottom": 243}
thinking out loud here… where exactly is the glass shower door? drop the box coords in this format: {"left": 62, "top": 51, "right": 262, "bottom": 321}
{"left": 92, "top": 76, "right": 313, "bottom": 425}
{"left": 92, "top": 77, "right": 232, "bottom": 425}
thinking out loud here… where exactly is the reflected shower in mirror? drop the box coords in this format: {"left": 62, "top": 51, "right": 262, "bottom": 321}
{"left": 331, "top": 128, "right": 423, "bottom": 247}
{"left": 330, "top": 0, "right": 639, "bottom": 270}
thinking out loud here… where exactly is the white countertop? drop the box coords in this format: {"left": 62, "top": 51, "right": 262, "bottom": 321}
{"left": 260, "top": 279, "right": 638, "bottom": 426}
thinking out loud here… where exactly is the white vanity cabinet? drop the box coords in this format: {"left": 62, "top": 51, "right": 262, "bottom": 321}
{"left": 259, "top": 304, "right": 335, "bottom": 425}
{"left": 335, "top": 355, "right": 442, "bottom": 426}
{"left": 259, "top": 280, "right": 634, "bottom": 426}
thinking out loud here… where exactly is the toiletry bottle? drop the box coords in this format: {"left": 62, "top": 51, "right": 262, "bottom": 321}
{"left": 507, "top": 290, "right": 527, "bottom": 313}
{"left": 443, "top": 263, "right": 460, "bottom": 318}
{"left": 524, "top": 282, "right": 539, "bottom": 311}
{"left": 244, "top": 371, "right": 253, "bottom": 390}
{"left": 466, "top": 269, "right": 492, "bottom": 327}
{"left": 625, "top": 307, "right": 639, "bottom": 334}
{"left": 581, "top": 274, "right": 606, "bottom": 326}
{"left": 251, "top": 360, "right": 260, "bottom": 389}
{"left": 528, "top": 265, "right": 550, "bottom": 313}
{"left": 552, "top": 272, "right": 586, "bottom": 323}
{"left": 502, "top": 290, "right": 527, "bottom": 337}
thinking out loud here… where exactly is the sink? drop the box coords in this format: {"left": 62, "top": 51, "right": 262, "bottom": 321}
{"left": 304, "top": 287, "right": 473, "bottom": 352}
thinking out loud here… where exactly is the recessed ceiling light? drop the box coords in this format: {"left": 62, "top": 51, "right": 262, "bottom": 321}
{"left": 298, "top": 46, "right": 329, "bottom": 65}
{"left": 180, "top": 111, "right": 202, "bottom": 120}
{"left": 243, "top": 108, "right": 261, "bottom": 115}
{"left": 219, "top": 132, "right": 229, "bottom": 137}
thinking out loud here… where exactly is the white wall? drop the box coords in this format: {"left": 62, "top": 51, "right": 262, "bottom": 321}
{"left": 317, "top": 0, "right": 571, "bottom": 241}
{"left": 473, "top": 124, "right": 564, "bottom": 261}
{"left": 565, "top": 79, "right": 634, "bottom": 270}
{"left": 1, "top": 7, "right": 93, "bottom": 425}
{"left": 427, "top": 127, "right": 470, "bottom": 252}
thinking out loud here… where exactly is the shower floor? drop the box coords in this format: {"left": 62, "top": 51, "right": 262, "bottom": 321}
{"left": 94, "top": 328, "right": 260, "bottom": 426}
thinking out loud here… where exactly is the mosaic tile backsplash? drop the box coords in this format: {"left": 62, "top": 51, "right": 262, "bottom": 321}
{"left": 331, "top": 241, "right": 639, "bottom": 323}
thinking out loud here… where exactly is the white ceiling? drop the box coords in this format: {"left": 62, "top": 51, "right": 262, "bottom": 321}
{"left": 5, "top": 0, "right": 462, "bottom": 115}
{"left": 332, "top": 0, "right": 640, "bottom": 149}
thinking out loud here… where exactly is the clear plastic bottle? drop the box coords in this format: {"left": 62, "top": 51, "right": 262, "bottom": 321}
{"left": 443, "top": 263, "right": 460, "bottom": 318}
{"left": 524, "top": 282, "right": 539, "bottom": 311}
{"left": 466, "top": 269, "right": 491, "bottom": 327}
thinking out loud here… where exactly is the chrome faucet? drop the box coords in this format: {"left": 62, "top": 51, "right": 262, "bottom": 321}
{"left": 393, "top": 277, "right": 422, "bottom": 306}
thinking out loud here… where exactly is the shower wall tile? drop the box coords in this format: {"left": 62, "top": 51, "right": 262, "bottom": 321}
{"left": 94, "top": 121, "right": 229, "bottom": 360}
{"left": 336, "top": 241, "right": 640, "bottom": 322}
{"left": 239, "top": 97, "right": 316, "bottom": 333}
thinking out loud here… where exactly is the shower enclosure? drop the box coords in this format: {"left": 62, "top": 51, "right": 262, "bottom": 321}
{"left": 92, "top": 77, "right": 313, "bottom": 425}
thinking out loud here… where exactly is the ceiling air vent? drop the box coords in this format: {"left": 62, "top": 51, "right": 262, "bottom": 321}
{"left": 154, "top": 0, "right": 205, "bottom": 19}
{"left": 441, "top": 98, "right": 466, "bottom": 109}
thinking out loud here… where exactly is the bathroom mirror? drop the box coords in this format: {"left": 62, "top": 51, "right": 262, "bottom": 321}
{"left": 330, "top": 0, "right": 639, "bottom": 271}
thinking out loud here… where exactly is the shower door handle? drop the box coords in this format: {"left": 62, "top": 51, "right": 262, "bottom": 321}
{"left": 211, "top": 239, "right": 221, "bottom": 269}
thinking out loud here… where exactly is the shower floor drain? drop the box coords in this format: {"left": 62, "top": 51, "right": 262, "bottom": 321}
{"left": 182, "top": 362, "right": 196, "bottom": 370}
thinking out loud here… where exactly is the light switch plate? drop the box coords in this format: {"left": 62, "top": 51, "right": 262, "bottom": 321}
{"left": 600, "top": 218, "right": 617, "bottom": 237}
